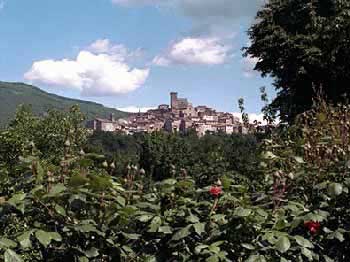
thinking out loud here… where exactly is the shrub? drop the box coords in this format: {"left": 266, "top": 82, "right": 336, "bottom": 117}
{"left": 0, "top": 102, "right": 349, "bottom": 261}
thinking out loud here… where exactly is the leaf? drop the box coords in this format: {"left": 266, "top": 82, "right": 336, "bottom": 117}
{"left": 7, "top": 193, "right": 26, "bottom": 206}
{"left": 186, "top": 213, "right": 200, "bottom": 223}
{"left": 274, "top": 219, "right": 289, "bottom": 230}
{"left": 78, "top": 257, "right": 89, "bottom": 262}
{"left": 301, "top": 247, "right": 313, "bottom": 260}
{"left": 69, "top": 175, "right": 89, "bottom": 187}
{"left": 275, "top": 236, "right": 291, "bottom": 253}
{"left": 144, "top": 256, "right": 157, "bottom": 262}
{"left": 4, "top": 249, "right": 23, "bottom": 262}
{"left": 119, "top": 246, "right": 134, "bottom": 259}
{"left": 84, "top": 247, "right": 99, "bottom": 258}
{"left": 116, "top": 196, "right": 126, "bottom": 207}
{"left": 171, "top": 225, "right": 191, "bottom": 241}
{"left": 206, "top": 255, "right": 219, "bottom": 262}
{"left": 256, "top": 208, "right": 268, "bottom": 218}
{"left": 0, "top": 196, "right": 6, "bottom": 204}
{"left": 193, "top": 223, "right": 205, "bottom": 235}
{"left": 50, "top": 232, "right": 62, "bottom": 242}
{"left": 122, "top": 233, "right": 141, "bottom": 240}
{"left": 48, "top": 184, "right": 66, "bottom": 197}
{"left": 19, "top": 156, "right": 37, "bottom": 164}
{"left": 234, "top": 207, "right": 252, "bottom": 217}
{"left": 327, "top": 183, "right": 343, "bottom": 197}
{"left": 161, "top": 179, "right": 177, "bottom": 185}
{"left": 0, "top": 238, "right": 17, "bottom": 249}
{"left": 137, "top": 214, "right": 154, "bottom": 222}
{"left": 327, "top": 231, "right": 345, "bottom": 242}
{"left": 195, "top": 244, "right": 208, "bottom": 254}
{"left": 294, "top": 156, "right": 304, "bottom": 163}
{"left": 158, "top": 226, "right": 172, "bottom": 234}
{"left": 334, "top": 231, "right": 344, "bottom": 242}
{"left": 241, "top": 243, "right": 255, "bottom": 250}
{"left": 295, "top": 236, "right": 314, "bottom": 248}
{"left": 35, "top": 230, "right": 50, "bottom": 247}
{"left": 210, "top": 241, "right": 224, "bottom": 247}
{"left": 323, "top": 255, "right": 334, "bottom": 262}
{"left": 246, "top": 255, "right": 267, "bottom": 262}
{"left": 35, "top": 162, "right": 44, "bottom": 184}
{"left": 261, "top": 151, "right": 277, "bottom": 159}
{"left": 74, "top": 224, "right": 105, "bottom": 236}
{"left": 137, "top": 202, "right": 160, "bottom": 211}
{"left": 148, "top": 216, "right": 162, "bottom": 233}
{"left": 17, "top": 231, "right": 33, "bottom": 249}
{"left": 55, "top": 204, "right": 66, "bottom": 216}
{"left": 35, "top": 230, "right": 62, "bottom": 248}
{"left": 69, "top": 194, "right": 86, "bottom": 204}
{"left": 89, "top": 175, "right": 112, "bottom": 192}
{"left": 211, "top": 214, "right": 227, "bottom": 225}
{"left": 304, "top": 211, "right": 328, "bottom": 222}
{"left": 208, "top": 245, "right": 220, "bottom": 254}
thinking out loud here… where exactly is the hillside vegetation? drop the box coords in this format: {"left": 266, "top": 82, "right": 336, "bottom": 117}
{"left": 0, "top": 81, "right": 128, "bottom": 127}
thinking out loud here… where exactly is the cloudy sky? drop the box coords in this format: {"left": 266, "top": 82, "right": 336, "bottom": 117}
{"left": 0, "top": 0, "right": 273, "bottom": 115}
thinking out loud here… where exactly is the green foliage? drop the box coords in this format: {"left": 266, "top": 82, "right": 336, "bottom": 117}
{"left": 87, "top": 130, "right": 259, "bottom": 186}
{"left": 0, "top": 102, "right": 350, "bottom": 261}
{"left": 244, "top": 0, "right": 350, "bottom": 122}
{"left": 0, "top": 81, "right": 128, "bottom": 128}
{"left": 138, "top": 131, "right": 259, "bottom": 186}
{"left": 0, "top": 105, "right": 87, "bottom": 166}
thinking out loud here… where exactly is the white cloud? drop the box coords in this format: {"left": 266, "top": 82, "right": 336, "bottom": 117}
{"left": 242, "top": 55, "right": 259, "bottom": 78}
{"left": 24, "top": 40, "right": 150, "bottom": 96}
{"left": 111, "top": 0, "right": 264, "bottom": 65}
{"left": 88, "top": 39, "right": 126, "bottom": 56}
{"left": 232, "top": 112, "right": 267, "bottom": 124}
{"left": 87, "top": 39, "right": 143, "bottom": 62}
{"left": 152, "top": 56, "right": 171, "bottom": 67}
{"left": 232, "top": 112, "right": 280, "bottom": 125}
{"left": 117, "top": 106, "right": 156, "bottom": 113}
{"left": 153, "top": 37, "right": 232, "bottom": 66}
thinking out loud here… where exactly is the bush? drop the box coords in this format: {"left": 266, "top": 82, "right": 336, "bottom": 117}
{"left": 0, "top": 103, "right": 349, "bottom": 261}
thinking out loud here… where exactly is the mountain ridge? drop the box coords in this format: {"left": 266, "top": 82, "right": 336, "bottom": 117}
{"left": 0, "top": 81, "right": 129, "bottom": 127}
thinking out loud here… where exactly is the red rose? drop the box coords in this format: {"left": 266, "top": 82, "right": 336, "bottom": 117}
{"left": 209, "top": 186, "right": 222, "bottom": 197}
{"left": 304, "top": 221, "right": 321, "bottom": 234}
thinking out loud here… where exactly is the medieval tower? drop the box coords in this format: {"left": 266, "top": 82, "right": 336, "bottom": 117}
{"left": 170, "top": 92, "right": 178, "bottom": 110}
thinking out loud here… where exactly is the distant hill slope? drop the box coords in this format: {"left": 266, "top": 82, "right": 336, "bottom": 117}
{"left": 0, "top": 81, "right": 129, "bottom": 127}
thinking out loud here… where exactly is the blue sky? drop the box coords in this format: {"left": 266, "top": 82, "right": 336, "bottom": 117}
{"left": 0, "top": 0, "right": 273, "bottom": 116}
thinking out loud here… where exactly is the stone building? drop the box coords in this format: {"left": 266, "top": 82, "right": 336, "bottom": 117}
{"left": 170, "top": 92, "right": 196, "bottom": 117}
{"left": 86, "top": 114, "right": 121, "bottom": 132}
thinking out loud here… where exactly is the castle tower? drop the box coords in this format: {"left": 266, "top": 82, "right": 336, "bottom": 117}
{"left": 170, "top": 92, "right": 178, "bottom": 110}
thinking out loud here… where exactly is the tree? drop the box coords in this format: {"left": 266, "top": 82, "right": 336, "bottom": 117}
{"left": 0, "top": 105, "right": 87, "bottom": 167}
{"left": 244, "top": 0, "right": 350, "bottom": 122}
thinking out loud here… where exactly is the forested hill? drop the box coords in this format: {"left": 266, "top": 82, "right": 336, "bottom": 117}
{"left": 0, "top": 81, "right": 129, "bottom": 127}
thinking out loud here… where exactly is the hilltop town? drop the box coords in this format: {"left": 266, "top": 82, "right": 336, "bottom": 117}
{"left": 87, "top": 92, "right": 250, "bottom": 136}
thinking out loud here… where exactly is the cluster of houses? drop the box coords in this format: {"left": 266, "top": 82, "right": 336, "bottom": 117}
{"left": 86, "top": 92, "right": 251, "bottom": 136}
